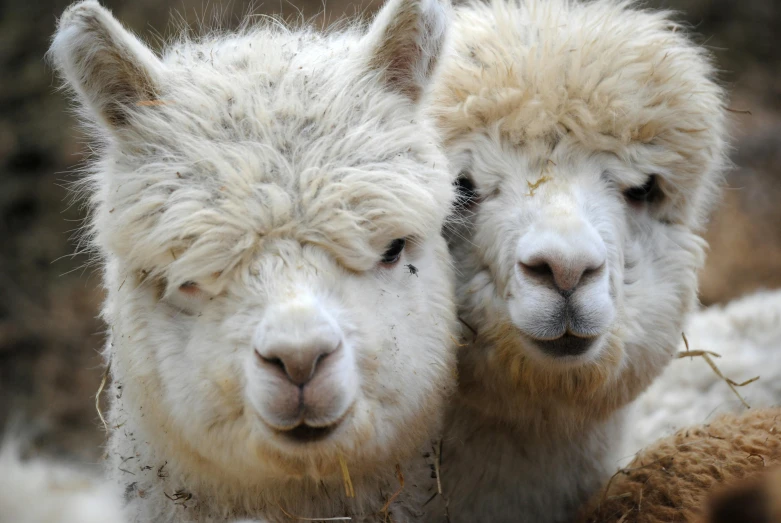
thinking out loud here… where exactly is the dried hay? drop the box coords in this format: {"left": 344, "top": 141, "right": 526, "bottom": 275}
{"left": 338, "top": 454, "right": 355, "bottom": 498}
{"left": 276, "top": 502, "right": 351, "bottom": 521}
{"left": 95, "top": 359, "right": 111, "bottom": 432}
{"left": 380, "top": 464, "right": 405, "bottom": 522}
{"left": 678, "top": 333, "right": 760, "bottom": 409}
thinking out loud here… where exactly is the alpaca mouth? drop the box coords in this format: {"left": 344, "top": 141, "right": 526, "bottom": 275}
{"left": 529, "top": 333, "right": 597, "bottom": 358}
{"left": 278, "top": 423, "right": 339, "bottom": 443}
{"left": 271, "top": 404, "right": 354, "bottom": 444}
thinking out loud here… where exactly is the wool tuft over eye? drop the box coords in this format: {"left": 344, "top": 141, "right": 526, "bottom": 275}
{"left": 624, "top": 175, "right": 663, "bottom": 205}
{"left": 380, "top": 238, "right": 406, "bottom": 265}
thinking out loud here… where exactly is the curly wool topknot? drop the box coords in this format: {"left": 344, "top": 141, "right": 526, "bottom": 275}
{"left": 431, "top": 0, "right": 729, "bottom": 229}
{"left": 578, "top": 408, "right": 781, "bottom": 523}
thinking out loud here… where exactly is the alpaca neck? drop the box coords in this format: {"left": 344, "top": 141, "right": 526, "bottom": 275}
{"left": 438, "top": 380, "right": 626, "bottom": 523}
{"left": 459, "top": 363, "right": 620, "bottom": 442}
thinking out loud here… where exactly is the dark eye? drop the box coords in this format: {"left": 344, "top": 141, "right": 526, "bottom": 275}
{"left": 380, "top": 238, "right": 406, "bottom": 265}
{"left": 179, "top": 281, "right": 200, "bottom": 295}
{"left": 455, "top": 173, "right": 479, "bottom": 208}
{"left": 624, "top": 175, "right": 663, "bottom": 205}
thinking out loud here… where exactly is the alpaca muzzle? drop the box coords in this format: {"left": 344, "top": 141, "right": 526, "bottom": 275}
{"left": 246, "top": 298, "right": 358, "bottom": 443}
{"left": 508, "top": 210, "right": 616, "bottom": 359}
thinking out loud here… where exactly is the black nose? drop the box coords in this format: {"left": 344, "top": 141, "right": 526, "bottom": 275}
{"left": 531, "top": 333, "right": 596, "bottom": 357}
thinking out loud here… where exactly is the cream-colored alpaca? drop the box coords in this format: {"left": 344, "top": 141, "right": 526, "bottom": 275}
{"left": 426, "top": 1, "right": 728, "bottom": 521}
{"left": 49, "top": 1, "right": 457, "bottom": 521}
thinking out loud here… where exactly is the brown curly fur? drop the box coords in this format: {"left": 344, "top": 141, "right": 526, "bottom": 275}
{"left": 578, "top": 408, "right": 781, "bottom": 523}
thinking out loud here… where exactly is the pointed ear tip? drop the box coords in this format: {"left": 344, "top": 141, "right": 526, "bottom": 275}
{"left": 57, "top": 0, "right": 112, "bottom": 33}
{"left": 51, "top": 0, "right": 162, "bottom": 130}
{"left": 51, "top": 1, "right": 123, "bottom": 70}
{"left": 411, "top": 0, "right": 451, "bottom": 40}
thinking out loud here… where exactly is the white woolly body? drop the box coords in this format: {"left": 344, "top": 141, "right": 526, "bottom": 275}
{"left": 426, "top": 1, "right": 728, "bottom": 522}
{"left": 0, "top": 446, "right": 124, "bottom": 523}
{"left": 624, "top": 288, "right": 781, "bottom": 458}
{"left": 49, "top": 1, "right": 457, "bottom": 521}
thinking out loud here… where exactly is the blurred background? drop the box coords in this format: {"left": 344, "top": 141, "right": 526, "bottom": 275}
{"left": 0, "top": 0, "right": 779, "bottom": 462}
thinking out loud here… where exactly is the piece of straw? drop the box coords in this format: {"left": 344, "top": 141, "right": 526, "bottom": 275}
{"left": 95, "top": 359, "right": 111, "bottom": 431}
{"left": 526, "top": 175, "right": 551, "bottom": 197}
{"left": 381, "top": 464, "right": 405, "bottom": 519}
{"left": 678, "top": 333, "right": 759, "bottom": 409}
{"left": 449, "top": 335, "right": 467, "bottom": 348}
{"left": 135, "top": 100, "right": 173, "bottom": 106}
{"left": 433, "top": 441, "right": 443, "bottom": 496}
{"left": 338, "top": 454, "right": 355, "bottom": 498}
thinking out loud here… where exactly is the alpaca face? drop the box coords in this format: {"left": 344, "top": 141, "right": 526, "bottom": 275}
{"left": 51, "top": 0, "right": 456, "bottom": 482}
{"left": 140, "top": 223, "right": 454, "bottom": 476}
{"left": 434, "top": 0, "right": 727, "bottom": 389}
{"left": 449, "top": 136, "right": 698, "bottom": 366}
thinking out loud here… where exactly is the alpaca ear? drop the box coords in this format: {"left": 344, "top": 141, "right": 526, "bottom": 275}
{"left": 49, "top": 1, "right": 164, "bottom": 131}
{"left": 364, "top": 0, "right": 450, "bottom": 103}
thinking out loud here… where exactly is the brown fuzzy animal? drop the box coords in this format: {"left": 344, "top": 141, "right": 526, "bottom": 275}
{"left": 578, "top": 408, "right": 781, "bottom": 523}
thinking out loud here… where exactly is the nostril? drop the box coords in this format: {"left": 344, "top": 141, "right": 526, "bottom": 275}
{"left": 312, "top": 350, "right": 329, "bottom": 371}
{"left": 255, "top": 351, "right": 286, "bottom": 373}
{"left": 308, "top": 339, "right": 341, "bottom": 377}
{"left": 520, "top": 261, "right": 554, "bottom": 279}
{"left": 582, "top": 262, "right": 606, "bottom": 281}
{"left": 520, "top": 258, "right": 596, "bottom": 294}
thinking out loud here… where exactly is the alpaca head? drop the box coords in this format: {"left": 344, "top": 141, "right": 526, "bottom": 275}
{"left": 50, "top": 0, "right": 455, "bottom": 483}
{"left": 432, "top": 0, "right": 728, "bottom": 406}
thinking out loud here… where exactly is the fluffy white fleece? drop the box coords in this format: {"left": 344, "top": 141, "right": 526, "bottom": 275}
{"left": 623, "top": 288, "right": 781, "bottom": 458}
{"left": 0, "top": 446, "right": 124, "bottom": 523}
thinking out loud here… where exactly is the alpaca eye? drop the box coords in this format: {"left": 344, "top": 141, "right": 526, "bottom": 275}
{"left": 163, "top": 280, "right": 206, "bottom": 316}
{"left": 380, "top": 238, "right": 406, "bottom": 265}
{"left": 455, "top": 173, "right": 479, "bottom": 208}
{"left": 179, "top": 281, "right": 200, "bottom": 295}
{"left": 624, "top": 175, "right": 663, "bottom": 205}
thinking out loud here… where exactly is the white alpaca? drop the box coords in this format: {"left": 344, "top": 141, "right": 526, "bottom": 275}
{"left": 0, "top": 445, "right": 125, "bottom": 523}
{"left": 425, "top": 0, "right": 728, "bottom": 521}
{"left": 49, "top": 1, "right": 458, "bottom": 521}
{"left": 623, "top": 288, "right": 781, "bottom": 457}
